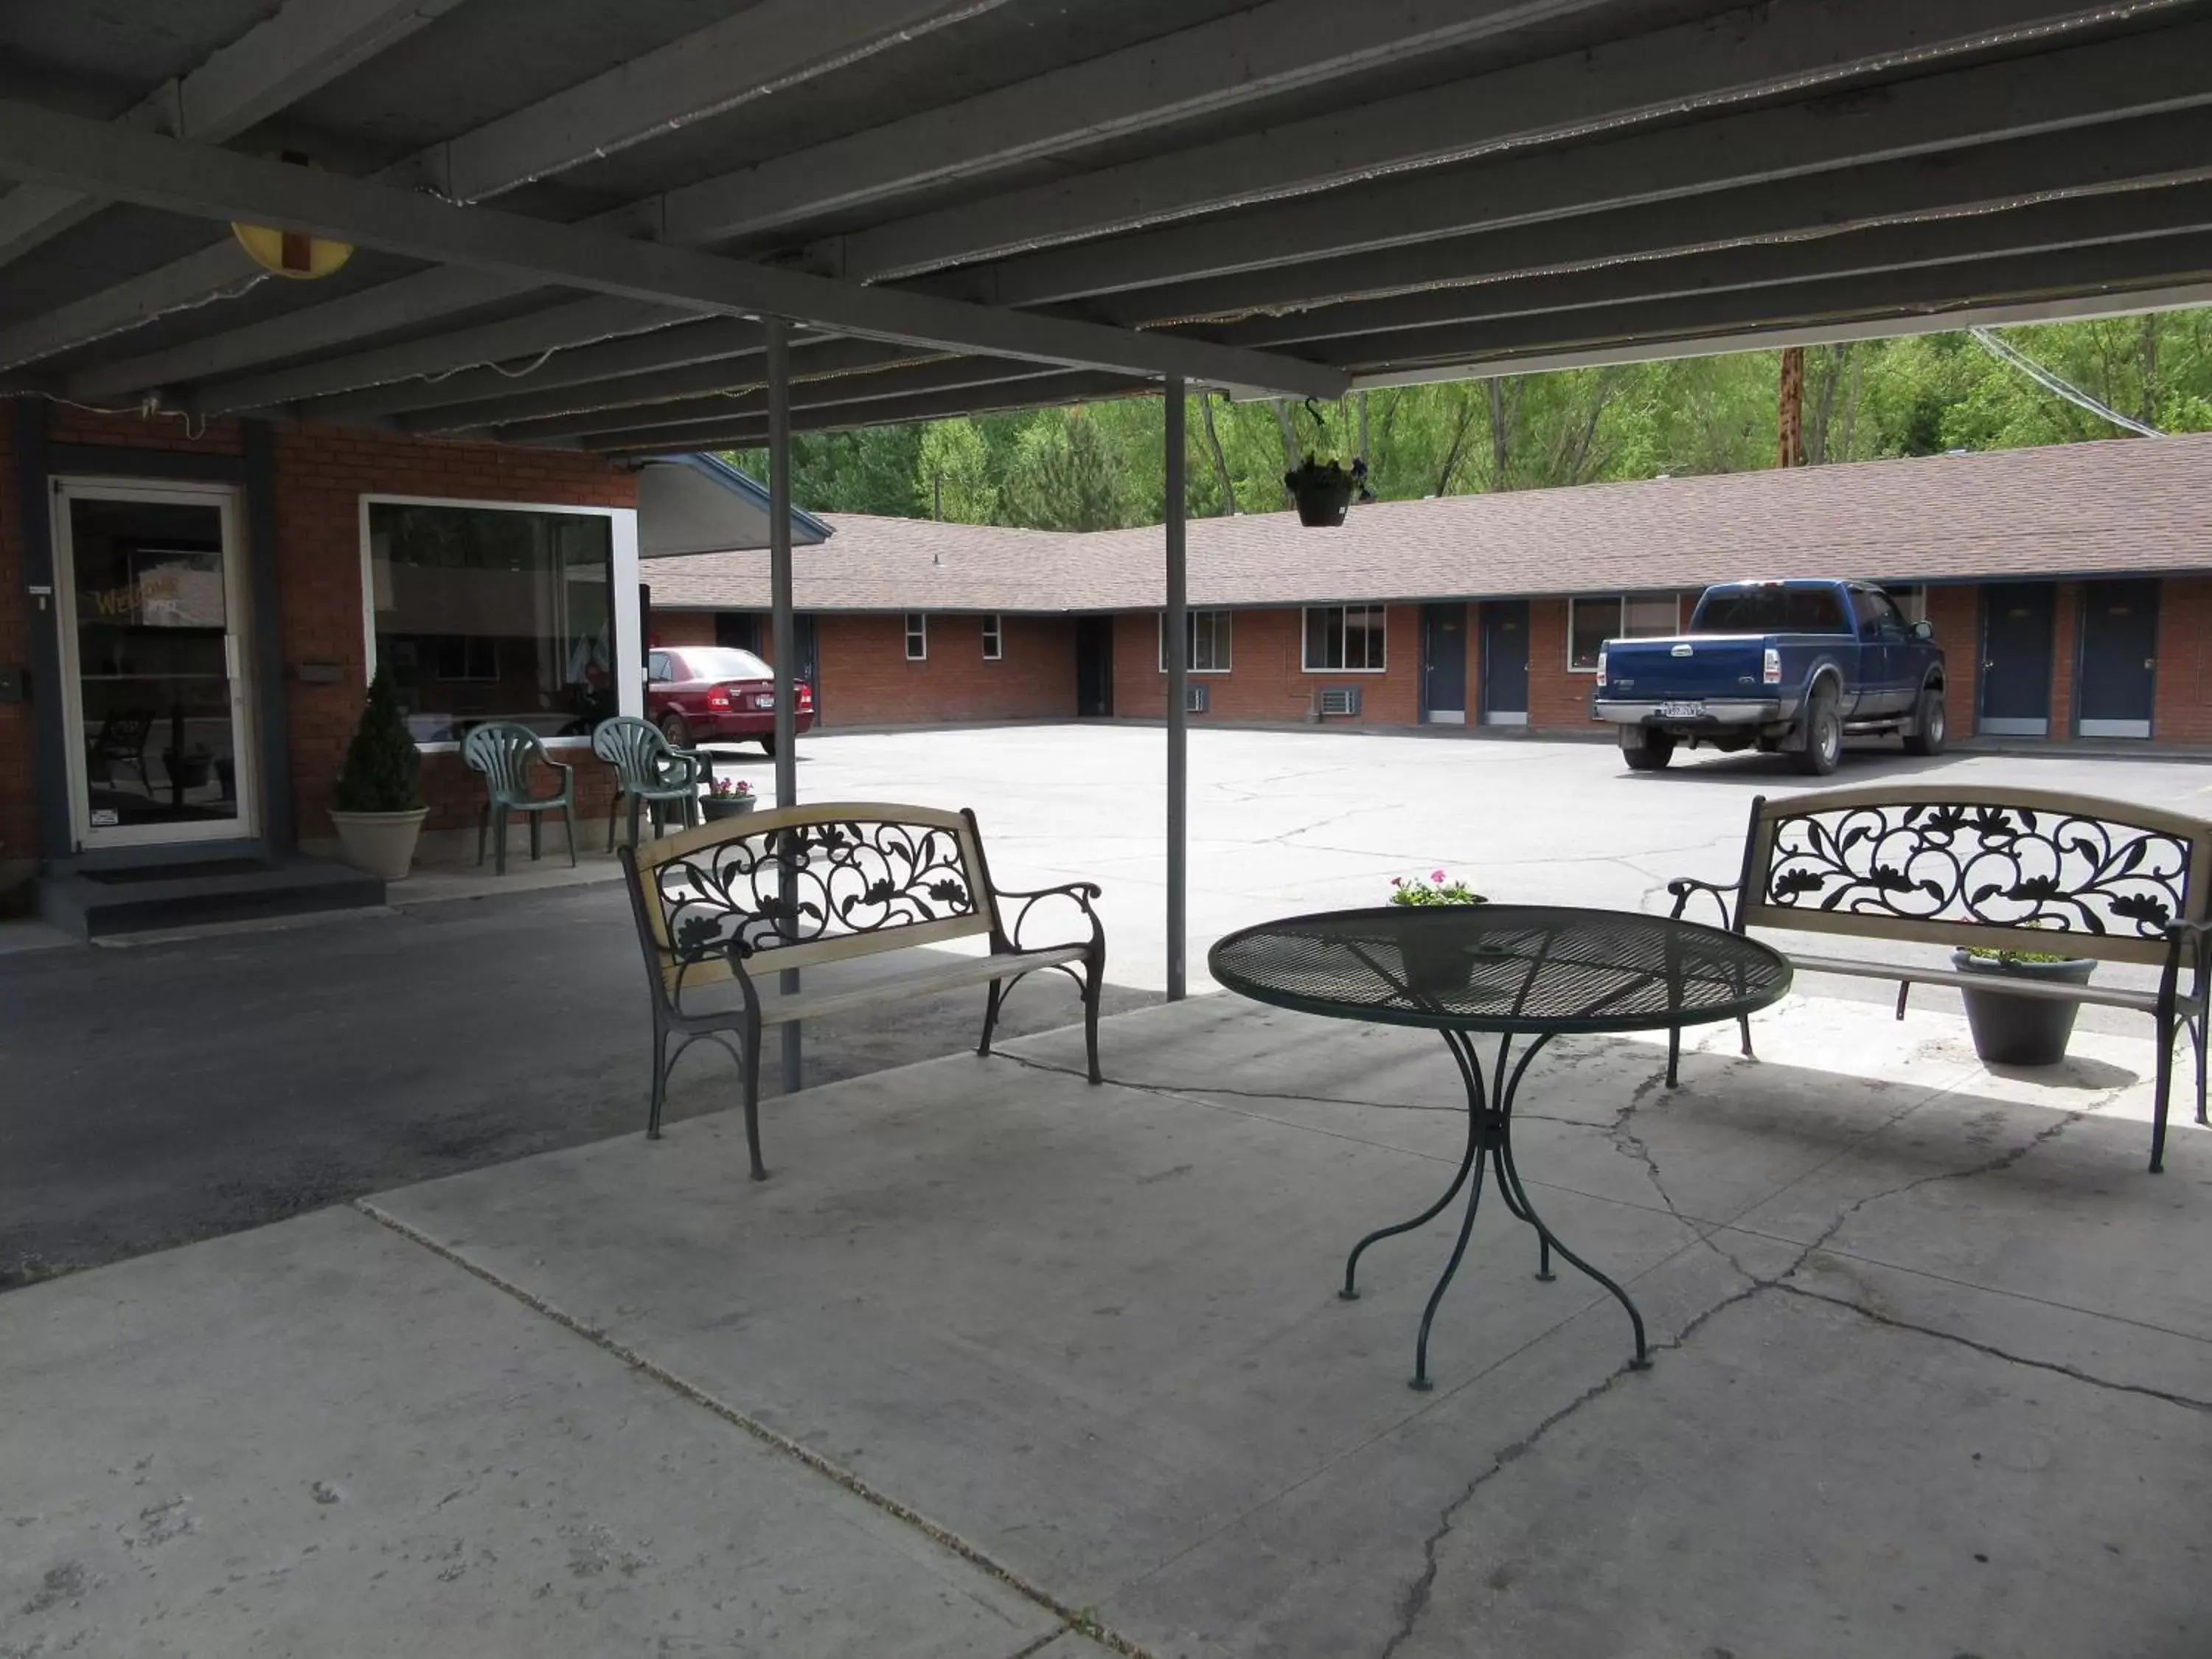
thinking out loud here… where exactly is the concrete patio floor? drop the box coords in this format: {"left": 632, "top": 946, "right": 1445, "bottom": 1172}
{"left": 6, "top": 992, "right": 2208, "bottom": 1657}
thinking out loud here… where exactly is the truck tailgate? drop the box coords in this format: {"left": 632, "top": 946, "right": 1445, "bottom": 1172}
{"left": 1604, "top": 636, "right": 1766, "bottom": 699}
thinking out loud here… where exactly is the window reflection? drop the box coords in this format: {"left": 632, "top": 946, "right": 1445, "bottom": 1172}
{"left": 69, "top": 496, "right": 240, "bottom": 831}
{"left": 366, "top": 503, "right": 616, "bottom": 743}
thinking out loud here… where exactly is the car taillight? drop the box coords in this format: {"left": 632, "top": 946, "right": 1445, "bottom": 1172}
{"left": 1762, "top": 647, "right": 1781, "bottom": 685}
{"left": 1595, "top": 649, "right": 1607, "bottom": 689}
{"left": 799, "top": 684, "right": 813, "bottom": 706}
{"left": 706, "top": 685, "right": 732, "bottom": 710}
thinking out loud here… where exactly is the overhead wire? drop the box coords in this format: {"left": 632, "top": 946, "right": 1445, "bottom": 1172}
{"left": 1966, "top": 325, "right": 2166, "bottom": 437}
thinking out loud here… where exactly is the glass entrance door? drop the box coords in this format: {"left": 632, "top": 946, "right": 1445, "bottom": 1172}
{"left": 55, "top": 482, "right": 254, "bottom": 849}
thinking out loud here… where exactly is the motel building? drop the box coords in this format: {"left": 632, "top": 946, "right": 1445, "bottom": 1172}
{"left": 647, "top": 431, "right": 2212, "bottom": 747}
{"left": 0, "top": 411, "right": 821, "bottom": 930}
{"left": 6, "top": 417, "right": 2208, "bottom": 933}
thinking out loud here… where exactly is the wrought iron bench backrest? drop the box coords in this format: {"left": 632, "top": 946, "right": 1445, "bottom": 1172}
{"left": 621, "top": 801, "right": 1000, "bottom": 997}
{"left": 1737, "top": 785, "right": 2212, "bottom": 966}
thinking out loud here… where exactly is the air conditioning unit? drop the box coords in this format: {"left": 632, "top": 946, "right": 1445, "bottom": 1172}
{"left": 1185, "top": 682, "right": 1209, "bottom": 714}
{"left": 1318, "top": 686, "right": 1363, "bottom": 717}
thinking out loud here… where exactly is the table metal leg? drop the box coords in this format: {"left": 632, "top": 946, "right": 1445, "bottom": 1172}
{"left": 1492, "top": 1103, "right": 1649, "bottom": 1371}
{"left": 1354, "top": 1027, "right": 1651, "bottom": 1391}
{"left": 1340, "top": 1028, "right": 1484, "bottom": 1301}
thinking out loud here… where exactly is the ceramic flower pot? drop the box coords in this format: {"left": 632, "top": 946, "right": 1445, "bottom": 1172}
{"left": 329, "top": 806, "right": 429, "bottom": 881}
{"left": 1952, "top": 948, "right": 2096, "bottom": 1065}
{"left": 1394, "top": 904, "right": 1489, "bottom": 993}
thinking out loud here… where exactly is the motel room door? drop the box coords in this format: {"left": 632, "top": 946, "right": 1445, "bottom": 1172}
{"left": 1978, "top": 582, "right": 2057, "bottom": 737}
{"left": 1420, "top": 603, "right": 1467, "bottom": 724}
{"left": 1075, "top": 616, "right": 1114, "bottom": 717}
{"left": 2076, "top": 580, "right": 2159, "bottom": 739}
{"left": 52, "top": 480, "right": 257, "bottom": 851}
{"left": 1479, "top": 601, "right": 1529, "bottom": 726}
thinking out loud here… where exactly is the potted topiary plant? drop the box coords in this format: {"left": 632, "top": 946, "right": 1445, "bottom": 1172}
{"left": 1284, "top": 453, "right": 1369, "bottom": 527}
{"left": 327, "top": 668, "right": 427, "bottom": 880}
{"left": 1952, "top": 939, "right": 2096, "bottom": 1065}
{"left": 700, "top": 776, "right": 756, "bottom": 821}
{"left": 1388, "top": 869, "right": 1489, "bottom": 993}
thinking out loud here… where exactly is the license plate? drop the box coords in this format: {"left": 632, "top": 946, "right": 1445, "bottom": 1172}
{"left": 1659, "top": 700, "right": 1705, "bottom": 719}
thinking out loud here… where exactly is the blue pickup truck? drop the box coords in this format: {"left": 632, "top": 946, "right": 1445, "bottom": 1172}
{"left": 1590, "top": 579, "right": 1946, "bottom": 774}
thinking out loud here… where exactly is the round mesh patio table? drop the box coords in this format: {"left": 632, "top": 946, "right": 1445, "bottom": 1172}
{"left": 1208, "top": 905, "right": 1791, "bottom": 1390}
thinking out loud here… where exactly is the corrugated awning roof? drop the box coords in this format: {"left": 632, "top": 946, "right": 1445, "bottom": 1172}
{"left": 642, "top": 433, "right": 2212, "bottom": 613}
{"left": 0, "top": 1, "right": 2208, "bottom": 452}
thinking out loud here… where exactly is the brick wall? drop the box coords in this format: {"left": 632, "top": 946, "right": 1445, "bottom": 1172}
{"left": 2153, "top": 577, "right": 2212, "bottom": 742}
{"left": 2047, "top": 580, "right": 2080, "bottom": 741}
{"left": 816, "top": 612, "right": 1077, "bottom": 726}
{"left": 1111, "top": 605, "right": 1420, "bottom": 724}
{"left": 1924, "top": 584, "right": 1980, "bottom": 738}
{"left": 272, "top": 423, "right": 637, "bottom": 836}
{"left": 1527, "top": 599, "right": 1590, "bottom": 731}
{"left": 9, "top": 408, "right": 641, "bottom": 853}
{"left": 650, "top": 611, "right": 718, "bottom": 650}
{"left": 658, "top": 608, "right": 1079, "bottom": 728}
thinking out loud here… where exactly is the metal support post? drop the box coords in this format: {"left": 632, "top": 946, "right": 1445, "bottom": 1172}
{"left": 1164, "top": 373, "right": 1188, "bottom": 1001}
{"left": 767, "top": 316, "right": 803, "bottom": 1093}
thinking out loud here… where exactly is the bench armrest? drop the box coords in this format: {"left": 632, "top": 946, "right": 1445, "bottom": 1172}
{"left": 2166, "top": 918, "right": 2212, "bottom": 971}
{"left": 1666, "top": 876, "right": 1739, "bottom": 927}
{"left": 993, "top": 880, "right": 1105, "bottom": 955}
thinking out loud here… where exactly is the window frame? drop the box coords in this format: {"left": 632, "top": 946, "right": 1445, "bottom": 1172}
{"left": 1158, "top": 609, "right": 1234, "bottom": 674}
{"left": 1568, "top": 594, "right": 1680, "bottom": 673}
{"left": 357, "top": 493, "right": 641, "bottom": 752}
{"left": 981, "top": 612, "right": 1004, "bottom": 661}
{"left": 1300, "top": 604, "right": 1388, "bottom": 674}
{"left": 904, "top": 611, "right": 928, "bottom": 661}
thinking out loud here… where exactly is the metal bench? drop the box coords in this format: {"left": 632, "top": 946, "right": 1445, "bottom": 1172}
{"left": 1669, "top": 785, "right": 2211, "bottom": 1172}
{"left": 619, "top": 801, "right": 1105, "bottom": 1179}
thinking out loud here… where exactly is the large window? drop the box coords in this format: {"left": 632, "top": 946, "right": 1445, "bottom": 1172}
{"left": 365, "top": 501, "right": 616, "bottom": 745}
{"left": 1159, "top": 610, "right": 1234, "bottom": 673}
{"left": 1569, "top": 594, "right": 1680, "bottom": 672}
{"left": 1304, "top": 605, "right": 1387, "bottom": 672}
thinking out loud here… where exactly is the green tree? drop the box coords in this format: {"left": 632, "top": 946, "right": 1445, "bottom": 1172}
{"left": 1003, "top": 408, "right": 1133, "bottom": 530}
{"left": 714, "top": 306, "right": 2212, "bottom": 524}
{"left": 914, "top": 418, "right": 999, "bottom": 521}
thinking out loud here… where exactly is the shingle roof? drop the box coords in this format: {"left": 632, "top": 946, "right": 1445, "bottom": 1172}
{"left": 643, "top": 433, "right": 2212, "bottom": 614}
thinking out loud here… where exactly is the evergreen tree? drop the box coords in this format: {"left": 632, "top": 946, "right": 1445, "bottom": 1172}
{"left": 334, "top": 668, "right": 422, "bottom": 813}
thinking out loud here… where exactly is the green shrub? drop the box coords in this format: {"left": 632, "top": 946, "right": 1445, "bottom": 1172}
{"left": 1963, "top": 945, "right": 2078, "bottom": 965}
{"left": 333, "top": 669, "right": 422, "bottom": 813}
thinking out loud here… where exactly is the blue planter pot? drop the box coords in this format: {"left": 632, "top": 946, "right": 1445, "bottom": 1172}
{"left": 1952, "top": 949, "right": 2096, "bottom": 1066}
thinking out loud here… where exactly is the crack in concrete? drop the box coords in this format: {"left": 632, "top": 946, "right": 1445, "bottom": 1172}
{"left": 1775, "top": 1282, "right": 2212, "bottom": 1413}
{"left": 355, "top": 1201, "right": 1163, "bottom": 1659}
{"left": 1374, "top": 1081, "right": 2135, "bottom": 1657}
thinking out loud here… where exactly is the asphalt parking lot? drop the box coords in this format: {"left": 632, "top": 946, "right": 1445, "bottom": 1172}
{"left": 7, "top": 721, "right": 2205, "bottom": 1287}
{"left": 781, "top": 721, "right": 2212, "bottom": 998}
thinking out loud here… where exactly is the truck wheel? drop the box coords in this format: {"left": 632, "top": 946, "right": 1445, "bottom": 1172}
{"left": 1621, "top": 728, "right": 1675, "bottom": 771}
{"left": 1792, "top": 686, "right": 1843, "bottom": 776}
{"left": 1902, "top": 686, "right": 1948, "bottom": 757}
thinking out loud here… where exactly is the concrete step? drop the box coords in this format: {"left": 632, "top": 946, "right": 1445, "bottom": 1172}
{"left": 37, "top": 856, "right": 383, "bottom": 939}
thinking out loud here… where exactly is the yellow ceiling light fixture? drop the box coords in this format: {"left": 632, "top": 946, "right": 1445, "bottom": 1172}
{"left": 231, "top": 152, "right": 354, "bottom": 279}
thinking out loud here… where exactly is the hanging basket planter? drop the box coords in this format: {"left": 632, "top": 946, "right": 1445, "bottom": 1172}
{"left": 1284, "top": 454, "right": 1368, "bottom": 528}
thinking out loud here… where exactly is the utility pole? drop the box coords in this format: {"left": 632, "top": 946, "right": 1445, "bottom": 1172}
{"left": 1777, "top": 345, "right": 1805, "bottom": 468}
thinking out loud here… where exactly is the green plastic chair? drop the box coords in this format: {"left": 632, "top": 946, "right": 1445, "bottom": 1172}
{"left": 592, "top": 716, "right": 709, "bottom": 850}
{"left": 461, "top": 722, "right": 577, "bottom": 876}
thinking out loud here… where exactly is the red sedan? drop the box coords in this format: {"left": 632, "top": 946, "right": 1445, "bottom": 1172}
{"left": 646, "top": 645, "right": 813, "bottom": 755}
